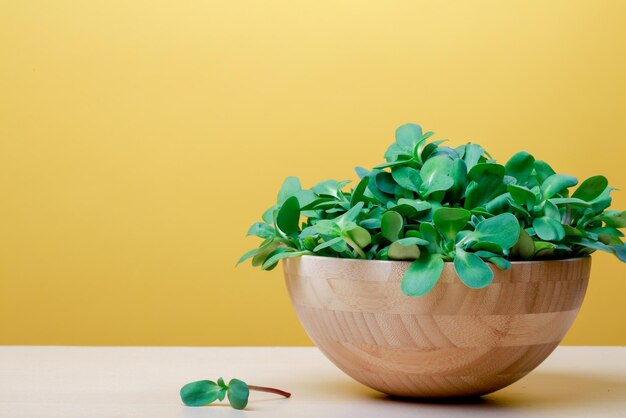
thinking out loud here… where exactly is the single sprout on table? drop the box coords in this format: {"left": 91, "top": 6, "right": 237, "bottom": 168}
{"left": 180, "top": 377, "right": 291, "bottom": 410}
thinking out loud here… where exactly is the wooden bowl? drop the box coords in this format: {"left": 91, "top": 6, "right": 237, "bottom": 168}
{"left": 283, "top": 255, "right": 590, "bottom": 398}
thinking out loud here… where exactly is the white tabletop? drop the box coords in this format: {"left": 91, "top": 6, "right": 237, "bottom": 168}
{"left": 0, "top": 346, "right": 624, "bottom": 418}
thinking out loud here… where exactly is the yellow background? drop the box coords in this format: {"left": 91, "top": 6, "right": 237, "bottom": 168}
{"left": 1, "top": 0, "right": 625, "bottom": 346}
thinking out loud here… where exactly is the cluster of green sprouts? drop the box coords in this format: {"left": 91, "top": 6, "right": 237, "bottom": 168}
{"left": 239, "top": 124, "right": 626, "bottom": 296}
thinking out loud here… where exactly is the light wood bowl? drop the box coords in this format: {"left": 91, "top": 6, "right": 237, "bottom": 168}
{"left": 283, "top": 255, "right": 590, "bottom": 398}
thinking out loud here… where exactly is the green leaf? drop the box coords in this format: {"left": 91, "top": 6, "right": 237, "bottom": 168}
{"left": 391, "top": 199, "right": 431, "bottom": 217}
{"left": 295, "top": 189, "right": 317, "bottom": 208}
{"left": 485, "top": 193, "right": 512, "bottom": 215}
{"left": 276, "top": 196, "right": 301, "bottom": 236}
{"left": 395, "top": 123, "right": 423, "bottom": 148}
{"left": 381, "top": 211, "right": 403, "bottom": 242}
{"left": 301, "top": 220, "right": 339, "bottom": 237}
{"left": 237, "top": 248, "right": 258, "bottom": 266}
{"left": 401, "top": 253, "right": 444, "bottom": 297}
{"left": 252, "top": 240, "right": 281, "bottom": 267}
{"left": 541, "top": 174, "right": 578, "bottom": 199}
{"left": 575, "top": 238, "right": 613, "bottom": 254}
{"left": 446, "top": 158, "right": 468, "bottom": 203}
{"left": 468, "top": 213, "right": 521, "bottom": 249}
{"left": 463, "top": 173, "right": 506, "bottom": 210}
{"left": 611, "top": 243, "right": 626, "bottom": 262}
{"left": 534, "top": 240, "right": 557, "bottom": 257}
{"left": 505, "top": 151, "right": 535, "bottom": 185}
{"left": 572, "top": 175, "right": 608, "bottom": 202}
{"left": 418, "top": 139, "right": 447, "bottom": 162}
{"left": 246, "top": 222, "right": 276, "bottom": 239}
{"left": 543, "top": 200, "right": 561, "bottom": 220}
{"left": 277, "top": 177, "right": 301, "bottom": 204}
{"left": 508, "top": 184, "right": 536, "bottom": 206}
{"left": 549, "top": 197, "right": 591, "bottom": 207}
{"left": 601, "top": 210, "right": 626, "bottom": 228}
{"left": 395, "top": 237, "right": 430, "bottom": 246}
{"left": 262, "top": 205, "right": 278, "bottom": 224}
{"left": 589, "top": 186, "right": 614, "bottom": 213}
{"left": 355, "top": 166, "right": 370, "bottom": 179}
{"left": 227, "top": 379, "right": 249, "bottom": 410}
{"left": 373, "top": 158, "right": 412, "bottom": 169}
{"left": 350, "top": 176, "right": 370, "bottom": 206}
{"left": 488, "top": 256, "right": 512, "bottom": 270}
{"left": 419, "top": 156, "right": 455, "bottom": 196}
{"left": 391, "top": 166, "right": 421, "bottom": 193}
{"left": 313, "top": 237, "right": 344, "bottom": 252}
{"left": 419, "top": 222, "right": 441, "bottom": 253}
{"left": 533, "top": 216, "right": 566, "bottom": 241}
{"left": 563, "top": 225, "right": 585, "bottom": 236}
{"left": 366, "top": 172, "right": 392, "bottom": 204}
{"left": 344, "top": 225, "right": 372, "bottom": 248}
{"left": 388, "top": 241, "right": 421, "bottom": 260}
{"left": 433, "top": 207, "right": 471, "bottom": 242}
{"left": 311, "top": 179, "right": 350, "bottom": 198}
{"left": 510, "top": 228, "right": 534, "bottom": 260}
{"left": 469, "top": 241, "right": 503, "bottom": 254}
{"left": 375, "top": 172, "right": 397, "bottom": 194}
{"left": 360, "top": 218, "right": 381, "bottom": 229}
{"left": 473, "top": 250, "right": 500, "bottom": 258}
{"left": 453, "top": 248, "right": 494, "bottom": 288}
{"left": 336, "top": 201, "right": 364, "bottom": 227}
{"left": 461, "top": 144, "right": 487, "bottom": 170}
{"left": 534, "top": 160, "right": 556, "bottom": 184}
{"left": 468, "top": 163, "right": 505, "bottom": 182}
{"left": 180, "top": 380, "right": 222, "bottom": 406}
{"left": 262, "top": 250, "right": 309, "bottom": 269}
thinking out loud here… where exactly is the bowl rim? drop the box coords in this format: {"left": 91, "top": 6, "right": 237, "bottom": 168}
{"left": 288, "top": 254, "right": 591, "bottom": 266}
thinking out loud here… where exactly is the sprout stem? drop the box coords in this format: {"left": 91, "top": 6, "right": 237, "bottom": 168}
{"left": 248, "top": 385, "right": 292, "bottom": 398}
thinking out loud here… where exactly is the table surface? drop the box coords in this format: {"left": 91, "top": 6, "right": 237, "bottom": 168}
{"left": 0, "top": 346, "right": 624, "bottom": 418}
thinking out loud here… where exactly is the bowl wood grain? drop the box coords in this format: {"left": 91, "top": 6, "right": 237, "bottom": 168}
{"left": 283, "top": 255, "right": 590, "bottom": 398}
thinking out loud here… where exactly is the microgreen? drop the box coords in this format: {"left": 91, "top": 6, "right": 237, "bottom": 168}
{"left": 240, "top": 123, "right": 626, "bottom": 296}
{"left": 180, "top": 378, "right": 291, "bottom": 410}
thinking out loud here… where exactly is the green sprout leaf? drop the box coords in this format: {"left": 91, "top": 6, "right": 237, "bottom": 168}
{"left": 534, "top": 160, "right": 556, "bottom": 184}
{"left": 388, "top": 241, "right": 421, "bottom": 260}
{"left": 181, "top": 380, "right": 223, "bottom": 407}
{"left": 601, "top": 210, "right": 626, "bottom": 228}
{"left": 572, "top": 175, "right": 608, "bottom": 201}
{"left": 433, "top": 207, "right": 471, "bottom": 243}
{"left": 401, "top": 253, "right": 444, "bottom": 297}
{"left": 311, "top": 179, "right": 350, "bottom": 198}
{"left": 419, "top": 156, "right": 454, "bottom": 196}
{"left": 181, "top": 378, "right": 290, "bottom": 410}
{"left": 276, "top": 196, "right": 301, "bottom": 236}
{"left": 396, "top": 123, "right": 423, "bottom": 148}
{"left": 533, "top": 216, "right": 566, "bottom": 241}
{"left": 227, "top": 379, "right": 250, "bottom": 410}
{"left": 505, "top": 151, "right": 535, "bottom": 185}
{"left": 541, "top": 174, "right": 578, "bottom": 199}
{"left": 463, "top": 213, "right": 520, "bottom": 250}
{"left": 391, "top": 166, "right": 422, "bottom": 193}
{"left": 508, "top": 184, "right": 536, "bottom": 207}
{"left": 381, "top": 211, "right": 403, "bottom": 242}
{"left": 344, "top": 225, "right": 372, "bottom": 248}
{"left": 277, "top": 176, "right": 302, "bottom": 204}
{"left": 247, "top": 222, "right": 276, "bottom": 239}
{"left": 510, "top": 228, "right": 535, "bottom": 260}
{"left": 453, "top": 248, "right": 494, "bottom": 288}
